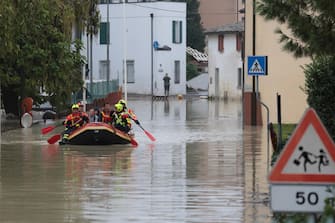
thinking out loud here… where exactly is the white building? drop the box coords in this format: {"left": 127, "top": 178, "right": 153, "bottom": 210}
{"left": 82, "top": 1, "right": 187, "bottom": 97}
{"left": 205, "top": 22, "right": 243, "bottom": 99}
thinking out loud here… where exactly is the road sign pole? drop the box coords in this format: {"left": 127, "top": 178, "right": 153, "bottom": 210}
{"left": 247, "top": 55, "right": 268, "bottom": 126}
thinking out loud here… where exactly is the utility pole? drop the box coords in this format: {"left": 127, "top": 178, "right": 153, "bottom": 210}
{"left": 89, "top": 1, "right": 93, "bottom": 98}
{"left": 107, "top": 0, "right": 110, "bottom": 94}
{"left": 150, "top": 13, "right": 154, "bottom": 98}
{"left": 252, "top": 0, "right": 257, "bottom": 125}
{"left": 123, "top": 0, "right": 127, "bottom": 101}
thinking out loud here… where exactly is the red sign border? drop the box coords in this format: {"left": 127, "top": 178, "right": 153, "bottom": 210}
{"left": 269, "top": 108, "right": 335, "bottom": 184}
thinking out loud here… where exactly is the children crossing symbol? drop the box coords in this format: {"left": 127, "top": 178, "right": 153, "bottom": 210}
{"left": 293, "top": 146, "right": 329, "bottom": 172}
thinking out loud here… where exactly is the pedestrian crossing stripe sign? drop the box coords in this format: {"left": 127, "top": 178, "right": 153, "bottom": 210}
{"left": 269, "top": 108, "right": 335, "bottom": 184}
{"left": 247, "top": 56, "right": 268, "bottom": 75}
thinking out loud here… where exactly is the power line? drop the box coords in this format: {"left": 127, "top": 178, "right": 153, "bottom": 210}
{"left": 131, "top": 3, "right": 185, "bottom": 13}
{"left": 101, "top": 15, "right": 185, "bottom": 19}
{"left": 189, "top": 12, "right": 242, "bottom": 16}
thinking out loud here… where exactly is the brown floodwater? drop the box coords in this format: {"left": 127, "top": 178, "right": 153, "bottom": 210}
{"left": 0, "top": 98, "right": 271, "bottom": 223}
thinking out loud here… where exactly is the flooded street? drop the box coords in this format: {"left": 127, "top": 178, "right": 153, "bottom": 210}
{"left": 0, "top": 98, "right": 271, "bottom": 223}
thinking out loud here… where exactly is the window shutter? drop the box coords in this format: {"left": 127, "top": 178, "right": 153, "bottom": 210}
{"left": 174, "top": 60, "right": 180, "bottom": 84}
{"left": 100, "top": 22, "right": 108, "bottom": 44}
{"left": 172, "top": 21, "right": 176, "bottom": 43}
{"left": 218, "top": 35, "right": 224, "bottom": 52}
{"left": 236, "top": 33, "right": 241, "bottom": 51}
{"left": 179, "top": 21, "right": 182, "bottom": 43}
{"left": 172, "top": 21, "right": 182, "bottom": 44}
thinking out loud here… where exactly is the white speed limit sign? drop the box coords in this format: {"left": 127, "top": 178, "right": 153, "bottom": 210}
{"left": 271, "top": 184, "right": 334, "bottom": 212}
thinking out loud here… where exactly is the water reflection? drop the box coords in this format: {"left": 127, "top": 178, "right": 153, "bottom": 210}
{"left": 0, "top": 142, "right": 134, "bottom": 223}
{"left": 243, "top": 126, "right": 271, "bottom": 223}
{"left": 164, "top": 99, "right": 170, "bottom": 115}
{"left": 0, "top": 98, "right": 271, "bottom": 223}
{"left": 185, "top": 141, "right": 244, "bottom": 222}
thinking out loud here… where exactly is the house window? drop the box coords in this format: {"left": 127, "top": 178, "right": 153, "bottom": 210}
{"left": 127, "top": 60, "right": 135, "bottom": 83}
{"left": 218, "top": 34, "right": 224, "bottom": 52}
{"left": 172, "top": 21, "right": 182, "bottom": 44}
{"left": 100, "top": 22, "right": 109, "bottom": 44}
{"left": 237, "top": 68, "right": 242, "bottom": 89}
{"left": 174, "top": 60, "right": 180, "bottom": 84}
{"left": 99, "top": 60, "right": 109, "bottom": 80}
{"left": 236, "top": 33, "right": 241, "bottom": 52}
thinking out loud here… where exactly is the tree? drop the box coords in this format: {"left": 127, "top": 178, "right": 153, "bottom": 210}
{"left": 172, "top": 0, "right": 205, "bottom": 51}
{"left": 186, "top": 0, "right": 205, "bottom": 51}
{"left": 304, "top": 56, "right": 335, "bottom": 139}
{"left": 257, "top": 0, "right": 335, "bottom": 58}
{"left": 0, "top": 0, "right": 99, "bottom": 116}
{"left": 186, "top": 64, "right": 199, "bottom": 81}
{"left": 258, "top": 0, "right": 335, "bottom": 140}
{"left": 69, "top": 0, "right": 100, "bottom": 38}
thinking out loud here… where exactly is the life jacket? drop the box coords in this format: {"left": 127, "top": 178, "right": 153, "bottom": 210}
{"left": 101, "top": 111, "right": 112, "bottom": 124}
{"left": 65, "top": 112, "right": 81, "bottom": 127}
{"left": 115, "top": 112, "right": 131, "bottom": 128}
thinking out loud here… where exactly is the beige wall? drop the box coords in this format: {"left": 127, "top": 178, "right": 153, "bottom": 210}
{"left": 199, "top": 0, "right": 244, "bottom": 29}
{"left": 244, "top": 0, "right": 310, "bottom": 124}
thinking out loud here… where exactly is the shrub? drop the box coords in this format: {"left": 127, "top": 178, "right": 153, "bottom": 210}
{"left": 304, "top": 56, "right": 335, "bottom": 140}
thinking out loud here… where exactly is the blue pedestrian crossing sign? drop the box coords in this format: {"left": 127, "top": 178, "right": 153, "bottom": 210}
{"left": 247, "top": 56, "right": 268, "bottom": 75}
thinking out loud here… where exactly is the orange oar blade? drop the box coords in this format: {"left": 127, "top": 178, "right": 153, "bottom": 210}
{"left": 144, "top": 130, "right": 156, "bottom": 142}
{"left": 47, "top": 134, "right": 61, "bottom": 144}
{"left": 41, "top": 126, "right": 56, "bottom": 135}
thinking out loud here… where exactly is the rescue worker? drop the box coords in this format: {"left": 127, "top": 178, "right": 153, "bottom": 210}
{"left": 60, "top": 104, "right": 89, "bottom": 144}
{"left": 118, "top": 99, "right": 140, "bottom": 125}
{"left": 100, "top": 102, "right": 113, "bottom": 124}
{"left": 113, "top": 103, "right": 132, "bottom": 133}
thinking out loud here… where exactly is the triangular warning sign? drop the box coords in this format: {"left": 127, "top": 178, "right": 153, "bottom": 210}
{"left": 248, "top": 59, "right": 264, "bottom": 73}
{"left": 269, "top": 108, "right": 335, "bottom": 184}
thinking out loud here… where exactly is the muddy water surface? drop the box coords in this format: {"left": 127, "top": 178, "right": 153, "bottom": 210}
{"left": 0, "top": 98, "right": 271, "bottom": 223}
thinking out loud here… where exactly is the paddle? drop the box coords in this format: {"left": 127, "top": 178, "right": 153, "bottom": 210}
{"left": 41, "top": 121, "right": 68, "bottom": 135}
{"left": 136, "top": 123, "right": 156, "bottom": 142}
{"left": 41, "top": 126, "right": 56, "bottom": 135}
{"left": 124, "top": 109, "right": 155, "bottom": 142}
{"left": 47, "top": 134, "right": 61, "bottom": 144}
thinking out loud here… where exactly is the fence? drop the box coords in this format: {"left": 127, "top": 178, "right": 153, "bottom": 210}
{"left": 73, "top": 80, "right": 119, "bottom": 104}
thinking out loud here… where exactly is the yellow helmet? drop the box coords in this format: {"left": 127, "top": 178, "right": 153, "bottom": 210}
{"left": 118, "top": 99, "right": 127, "bottom": 107}
{"left": 72, "top": 104, "right": 79, "bottom": 110}
{"left": 114, "top": 103, "right": 123, "bottom": 112}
